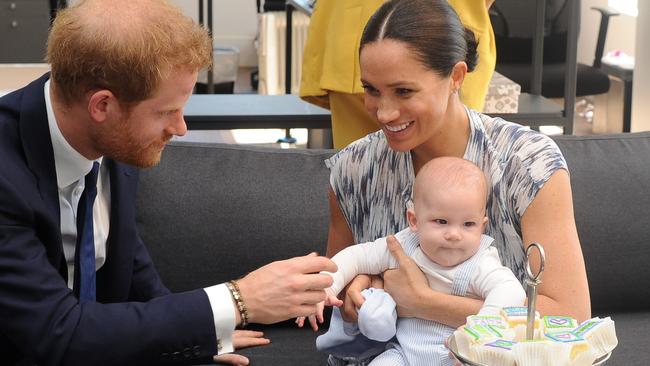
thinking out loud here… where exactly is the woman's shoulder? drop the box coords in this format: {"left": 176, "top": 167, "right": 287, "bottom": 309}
{"left": 470, "top": 110, "right": 568, "bottom": 206}
{"left": 325, "top": 131, "right": 391, "bottom": 170}
{"left": 471, "top": 110, "right": 565, "bottom": 165}
{"left": 476, "top": 111, "right": 554, "bottom": 144}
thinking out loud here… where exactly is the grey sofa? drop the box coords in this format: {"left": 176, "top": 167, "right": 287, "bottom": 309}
{"left": 136, "top": 132, "right": 650, "bottom": 365}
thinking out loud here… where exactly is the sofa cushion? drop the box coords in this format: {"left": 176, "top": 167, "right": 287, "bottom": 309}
{"left": 238, "top": 325, "right": 329, "bottom": 365}
{"left": 592, "top": 309, "right": 650, "bottom": 365}
{"left": 136, "top": 142, "right": 336, "bottom": 292}
{"left": 553, "top": 132, "right": 650, "bottom": 313}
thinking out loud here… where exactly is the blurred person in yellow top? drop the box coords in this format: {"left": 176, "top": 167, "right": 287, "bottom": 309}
{"left": 300, "top": 0, "right": 496, "bottom": 149}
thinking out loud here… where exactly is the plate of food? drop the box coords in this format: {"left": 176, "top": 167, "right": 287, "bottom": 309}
{"left": 446, "top": 333, "right": 612, "bottom": 366}
{"left": 445, "top": 308, "right": 618, "bottom": 366}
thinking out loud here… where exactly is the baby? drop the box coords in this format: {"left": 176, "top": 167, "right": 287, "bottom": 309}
{"left": 299, "top": 157, "right": 526, "bottom": 366}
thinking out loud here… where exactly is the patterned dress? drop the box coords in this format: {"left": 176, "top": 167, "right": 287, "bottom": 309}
{"left": 325, "top": 107, "right": 568, "bottom": 284}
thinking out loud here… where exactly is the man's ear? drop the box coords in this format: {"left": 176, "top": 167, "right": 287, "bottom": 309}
{"left": 87, "top": 90, "right": 116, "bottom": 123}
{"left": 407, "top": 207, "right": 418, "bottom": 232}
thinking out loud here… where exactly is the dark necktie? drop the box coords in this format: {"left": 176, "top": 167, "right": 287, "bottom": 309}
{"left": 74, "top": 162, "right": 100, "bottom": 303}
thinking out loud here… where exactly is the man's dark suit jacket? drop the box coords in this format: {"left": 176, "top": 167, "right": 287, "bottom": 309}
{"left": 0, "top": 75, "right": 217, "bottom": 365}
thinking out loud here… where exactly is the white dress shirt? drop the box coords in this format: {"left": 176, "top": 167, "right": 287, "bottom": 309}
{"left": 44, "top": 80, "right": 235, "bottom": 354}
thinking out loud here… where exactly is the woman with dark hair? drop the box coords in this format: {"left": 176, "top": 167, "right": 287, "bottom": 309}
{"left": 300, "top": 0, "right": 496, "bottom": 149}
{"left": 323, "top": 0, "right": 590, "bottom": 364}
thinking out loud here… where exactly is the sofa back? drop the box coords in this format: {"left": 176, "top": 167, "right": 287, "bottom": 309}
{"left": 136, "top": 142, "right": 335, "bottom": 291}
{"left": 137, "top": 133, "right": 650, "bottom": 314}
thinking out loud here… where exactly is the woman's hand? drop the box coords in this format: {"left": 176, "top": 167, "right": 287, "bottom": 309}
{"left": 213, "top": 330, "right": 270, "bottom": 365}
{"left": 382, "top": 235, "right": 429, "bottom": 318}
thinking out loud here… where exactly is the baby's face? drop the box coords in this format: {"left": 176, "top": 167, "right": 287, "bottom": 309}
{"left": 409, "top": 186, "right": 487, "bottom": 267}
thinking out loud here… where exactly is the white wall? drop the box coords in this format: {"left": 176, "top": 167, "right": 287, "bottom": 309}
{"left": 631, "top": 1, "right": 648, "bottom": 131}
{"left": 578, "top": 0, "right": 636, "bottom": 65}
{"left": 68, "top": 0, "right": 259, "bottom": 67}
{"left": 170, "top": 1, "right": 259, "bottom": 67}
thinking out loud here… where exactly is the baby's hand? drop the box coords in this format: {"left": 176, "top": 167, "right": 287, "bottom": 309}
{"left": 324, "top": 291, "right": 343, "bottom": 308}
{"left": 295, "top": 302, "right": 324, "bottom": 331}
{"left": 295, "top": 290, "right": 343, "bottom": 331}
{"left": 295, "top": 314, "right": 310, "bottom": 329}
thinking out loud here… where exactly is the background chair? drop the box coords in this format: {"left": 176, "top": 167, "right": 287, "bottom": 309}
{"left": 490, "top": 0, "right": 619, "bottom": 121}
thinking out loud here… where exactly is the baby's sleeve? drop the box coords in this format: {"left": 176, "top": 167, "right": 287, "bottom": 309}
{"left": 471, "top": 247, "right": 526, "bottom": 313}
{"left": 327, "top": 237, "right": 392, "bottom": 296}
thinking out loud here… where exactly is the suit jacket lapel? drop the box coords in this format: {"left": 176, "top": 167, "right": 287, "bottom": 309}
{"left": 96, "top": 159, "right": 138, "bottom": 301}
{"left": 16, "top": 75, "right": 142, "bottom": 301}
{"left": 18, "top": 74, "right": 65, "bottom": 274}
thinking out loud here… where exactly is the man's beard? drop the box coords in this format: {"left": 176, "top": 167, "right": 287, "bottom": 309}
{"left": 93, "top": 116, "right": 172, "bottom": 168}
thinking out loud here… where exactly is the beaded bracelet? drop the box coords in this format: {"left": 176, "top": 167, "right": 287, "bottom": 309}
{"left": 226, "top": 280, "right": 249, "bottom": 328}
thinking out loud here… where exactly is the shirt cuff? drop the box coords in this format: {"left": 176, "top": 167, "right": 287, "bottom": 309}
{"left": 204, "top": 284, "right": 236, "bottom": 354}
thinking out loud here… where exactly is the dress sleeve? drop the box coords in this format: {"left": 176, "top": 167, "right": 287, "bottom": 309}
{"left": 325, "top": 147, "right": 356, "bottom": 231}
{"left": 324, "top": 132, "right": 382, "bottom": 237}
{"left": 505, "top": 132, "right": 568, "bottom": 217}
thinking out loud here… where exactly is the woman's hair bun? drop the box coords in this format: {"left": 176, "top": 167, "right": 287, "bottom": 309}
{"left": 464, "top": 27, "right": 479, "bottom": 72}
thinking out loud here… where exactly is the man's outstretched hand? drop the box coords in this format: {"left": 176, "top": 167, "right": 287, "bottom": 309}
{"left": 236, "top": 252, "right": 337, "bottom": 325}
